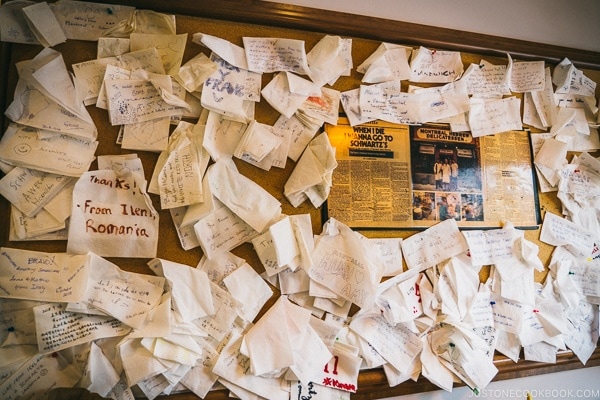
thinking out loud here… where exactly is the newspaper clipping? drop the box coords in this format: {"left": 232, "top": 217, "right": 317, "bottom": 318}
{"left": 325, "top": 118, "right": 540, "bottom": 229}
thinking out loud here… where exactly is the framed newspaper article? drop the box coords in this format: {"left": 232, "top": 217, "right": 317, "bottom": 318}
{"left": 324, "top": 118, "right": 541, "bottom": 229}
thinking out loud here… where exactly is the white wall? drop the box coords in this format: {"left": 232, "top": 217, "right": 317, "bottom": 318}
{"left": 263, "top": 0, "right": 600, "bottom": 53}
{"left": 264, "top": 0, "right": 600, "bottom": 398}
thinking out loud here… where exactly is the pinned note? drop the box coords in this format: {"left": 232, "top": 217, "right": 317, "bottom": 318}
{"left": 507, "top": 55, "right": 545, "bottom": 92}
{"left": 306, "top": 35, "right": 350, "bottom": 86}
{"left": 275, "top": 113, "right": 320, "bottom": 162}
{"left": 350, "top": 314, "right": 422, "bottom": 375}
{"left": 370, "top": 237, "right": 404, "bottom": 277}
{"left": 130, "top": 33, "right": 187, "bottom": 76}
{"left": 105, "top": 77, "right": 185, "bottom": 125}
{"left": 0, "top": 124, "right": 98, "bottom": 176}
{"left": 192, "top": 32, "right": 248, "bottom": 70}
{"left": 176, "top": 52, "right": 218, "bottom": 92}
{"left": 0, "top": 247, "right": 89, "bottom": 302}
{"left": 33, "top": 302, "right": 129, "bottom": 354}
{"left": 359, "top": 81, "right": 421, "bottom": 124}
{"left": 150, "top": 121, "right": 207, "bottom": 209}
{"left": 311, "top": 341, "right": 362, "bottom": 393}
{"left": 243, "top": 37, "right": 310, "bottom": 75}
{"left": 412, "top": 81, "right": 470, "bottom": 123}
{"left": 223, "top": 262, "right": 273, "bottom": 323}
{"left": 284, "top": 132, "right": 337, "bottom": 208}
{"left": 97, "top": 37, "right": 131, "bottom": 58}
{"left": 212, "top": 330, "right": 290, "bottom": 400}
{"left": 148, "top": 258, "right": 215, "bottom": 322}
{"left": 15, "top": 47, "right": 95, "bottom": 128}
{"left": 80, "top": 342, "right": 122, "bottom": 397}
{"left": 463, "top": 228, "right": 516, "bottom": 266}
{"left": 5, "top": 78, "right": 98, "bottom": 139}
{"left": 73, "top": 48, "right": 165, "bottom": 106}
{"left": 51, "top": 0, "right": 135, "bottom": 41}
{"left": 358, "top": 42, "right": 412, "bottom": 84}
{"left": 0, "top": 167, "right": 73, "bottom": 217}
{"left": 21, "top": 2, "right": 66, "bottom": 48}
{"left": 0, "top": 352, "right": 81, "bottom": 400}
{"left": 308, "top": 218, "right": 383, "bottom": 309}
{"left": 461, "top": 60, "right": 510, "bottom": 97}
{"left": 242, "top": 296, "right": 325, "bottom": 378}
{"left": 200, "top": 54, "right": 257, "bottom": 123}
{"left": 193, "top": 201, "right": 258, "bottom": 260}
{"left": 410, "top": 46, "right": 464, "bottom": 83}
{"left": 540, "top": 212, "right": 596, "bottom": 258}
{"left": 234, "top": 120, "right": 283, "bottom": 170}
{"left": 298, "top": 86, "right": 341, "bottom": 126}
{"left": 340, "top": 88, "right": 377, "bottom": 126}
{"left": 468, "top": 96, "right": 522, "bottom": 137}
{"left": 67, "top": 169, "right": 159, "bottom": 258}
{"left": 203, "top": 111, "right": 248, "bottom": 161}
{"left": 262, "top": 71, "right": 321, "bottom": 119}
{"left": 208, "top": 158, "right": 282, "bottom": 233}
{"left": 0, "top": 1, "right": 39, "bottom": 44}
{"left": 78, "top": 253, "right": 165, "bottom": 330}
{"left": 400, "top": 218, "right": 468, "bottom": 271}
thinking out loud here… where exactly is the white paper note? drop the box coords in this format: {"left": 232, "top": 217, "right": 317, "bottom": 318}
{"left": 130, "top": 33, "right": 187, "bottom": 76}
{"left": 540, "top": 212, "right": 596, "bottom": 258}
{"left": 105, "top": 78, "right": 185, "bottom": 125}
{"left": 212, "top": 330, "right": 289, "bottom": 400}
{"left": 208, "top": 159, "right": 281, "bottom": 233}
{"left": 0, "top": 167, "right": 73, "bottom": 217}
{"left": 461, "top": 60, "right": 510, "bottom": 97}
{"left": 79, "top": 253, "right": 164, "bottom": 330}
{"left": 51, "top": 0, "right": 135, "bottom": 41}
{"left": 224, "top": 263, "right": 273, "bottom": 323}
{"left": 358, "top": 81, "right": 421, "bottom": 124}
{"left": 401, "top": 218, "right": 468, "bottom": 271}
{"left": 350, "top": 314, "right": 422, "bottom": 374}
{"left": 0, "top": 352, "right": 81, "bottom": 400}
{"left": 0, "top": 247, "right": 89, "bottom": 302}
{"left": 33, "top": 302, "right": 129, "bottom": 354}
{"left": 0, "top": 124, "right": 97, "bottom": 177}
{"left": 508, "top": 56, "right": 545, "bottom": 92}
{"left": 148, "top": 258, "right": 215, "bottom": 322}
{"left": 67, "top": 169, "right": 159, "bottom": 258}
{"left": 410, "top": 46, "right": 464, "bottom": 83}
{"left": 22, "top": 1, "right": 66, "bottom": 48}
{"left": 262, "top": 71, "right": 321, "bottom": 119}
{"left": 193, "top": 202, "right": 258, "bottom": 260}
{"left": 243, "top": 37, "right": 310, "bottom": 75}
{"left": 468, "top": 97, "right": 522, "bottom": 137}
{"left": 0, "top": 1, "right": 39, "bottom": 44}
{"left": 4, "top": 79, "right": 97, "bottom": 139}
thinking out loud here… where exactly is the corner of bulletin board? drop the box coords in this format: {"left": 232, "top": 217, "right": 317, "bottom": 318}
{"left": 1, "top": 1, "right": 600, "bottom": 400}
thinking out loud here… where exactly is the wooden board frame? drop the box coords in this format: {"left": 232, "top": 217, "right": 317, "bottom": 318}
{"left": 0, "top": 1, "right": 599, "bottom": 399}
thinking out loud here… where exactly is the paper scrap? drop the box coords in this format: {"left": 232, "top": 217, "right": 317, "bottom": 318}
{"left": 0, "top": 247, "right": 89, "bottom": 302}
{"left": 67, "top": 169, "right": 159, "bottom": 258}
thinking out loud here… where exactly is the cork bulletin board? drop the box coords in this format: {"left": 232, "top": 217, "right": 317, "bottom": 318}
{"left": 1, "top": 1, "right": 599, "bottom": 399}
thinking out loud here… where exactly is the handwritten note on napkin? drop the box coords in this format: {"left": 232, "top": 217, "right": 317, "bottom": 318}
{"left": 0, "top": 247, "right": 89, "bottom": 302}
{"left": 401, "top": 218, "right": 468, "bottom": 271}
{"left": 105, "top": 78, "right": 185, "bottom": 125}
{"left": 67, "top": 169, "right": 159, "bottom": 258}
{"left": 33, "top": 302, "right": 129, "bottom": 354}
{"left": 410, "top": 46, "right": 464, "bottom": 83}
{"left": 243, "top": 37, "right": 310, "bottom": 74}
